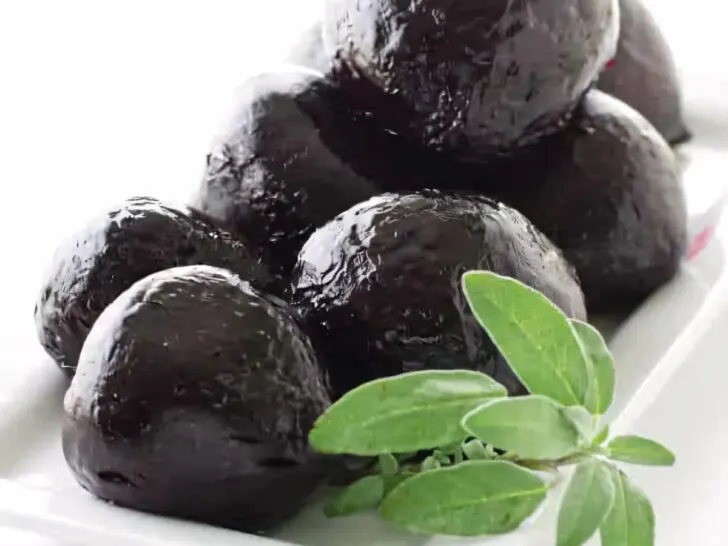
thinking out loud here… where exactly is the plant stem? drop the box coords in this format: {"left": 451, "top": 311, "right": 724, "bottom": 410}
{"left": 505, "top": 451, "right": 589, "bottom": 470}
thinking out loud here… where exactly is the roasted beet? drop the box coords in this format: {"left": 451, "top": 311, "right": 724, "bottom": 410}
{"left": 189, "top": 68, "right": 378, "bottom": 286}
{"left": 490, "top": 90, "right": 688, "bottom": 310}
{"left": 322, "top": 0, "right": 619, "bottom": 159}
{"left": 63, "top": 265, "right": 331, "bottom": 532}
{"left": 597, "top": 0, "right": 690, "bottom": 145}
{"left": 291, "top": 192, "right": 587, "bottom": 399}
{"left": 34, "top": 197, "right": 270, "bottom": 377}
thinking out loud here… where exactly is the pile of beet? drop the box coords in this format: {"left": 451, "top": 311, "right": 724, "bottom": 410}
{"left": 34, "top": 0, "right": 688, "bottom": 534}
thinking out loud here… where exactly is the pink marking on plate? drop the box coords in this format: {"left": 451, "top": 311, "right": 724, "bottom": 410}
{"left": 687, "top": 225, "right": 717, "bottom": 260}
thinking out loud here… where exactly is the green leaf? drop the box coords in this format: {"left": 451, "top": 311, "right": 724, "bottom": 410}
{"left": 606, "top": 436, "right": 676, "bottom": 467}
{"left": 309, "top": 369, "right": 507, "bottom": 456}
{"left": 462, "top": 439, "right": 490, "bottom": 460}
{"left": 432, "top": 449, "right": 452, "bottom": 465}
{"left": 571, "top": 319, "right": 616, "bottom": 415}
{"left": 324, "top": 475, "right": 385, "bottom": 518}
{"left": 462, "top": 395, "right": 581, "bottom": 459}
{"left": 395, "top": 452, "right": 419, "bottom": 462}
{"left": 562, "top": 405, "right": 595, "bottom": 444}
{"left": 383, "top": 472, "right": 415, "bottom": 496}
{"left": 462, "top": 271, "right": 590, "bottom": 408}
{"left": 422, "top": 456, "right": 441, "bottom": 472}
{"left": 378, "top": 454, "right": 398, "bottom": 477}
{"left": 380, "top": 460, "right": 548, "bottom": 536}
{"left": 557, "top": 458, "right": 615, "bottom": 546}
{"left": 439, "top": 442, "right": 463, "bottom": 455}
{"left": 600, "top": 468, "right": 655, "bottom": 546}
{"left": 453, "top": 448, "right": 464, "bottom": 464}
{"left": 341, "top": 456, "right": 375, "bottom": 472}
{"left": 593, "top": 425, "right": 610, "bottom": 446}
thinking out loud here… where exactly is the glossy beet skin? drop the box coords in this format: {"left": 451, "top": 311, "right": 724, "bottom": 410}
{"left": 322, "top": 0, "right": 619, "bottom": 160}
{"left": 62, "top": 265, "right": 331, "bottom": 532}
{"left": 291, "top": 192, "right": 587, "bottom": 400}
{"left": 189, "top": 68, "right": 378, "bottom": 286}
{"left": 597, "top": 0, "right": 690, "bottom": 145}
{"left": 34, "top": 197, "right": 270, "bottom": 378}
{"left": 491, "top": 90, "right": 688, "bottom": 311}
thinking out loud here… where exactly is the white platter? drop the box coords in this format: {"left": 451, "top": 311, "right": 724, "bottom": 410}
{"left": 2, "top": 0, "right": 728, "bottom": 544}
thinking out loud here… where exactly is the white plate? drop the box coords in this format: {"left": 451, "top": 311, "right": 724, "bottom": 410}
{"left": 1, "top": 1, "right": 727, "bottom": 544}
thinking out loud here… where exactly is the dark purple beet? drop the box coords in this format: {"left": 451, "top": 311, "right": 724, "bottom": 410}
{"left": 188, "top": 68, "right": 380, "bottom": 289}
{"left": 597, "top": 0, "right": 690, "bottom": 145}
{"left": 63, "top": 265, "right": 331, "bottom": 532}
{"left": 489, "top": 90, "right": 688, "bottom": 311}
{"left": 322, "top": 0, "right": 619, "bottom": 160}
{"left": 291, "top": 191, "right": 587, "bottom": 399}
{"left": 34, "top": 197, "right": 270, "bottom": 377}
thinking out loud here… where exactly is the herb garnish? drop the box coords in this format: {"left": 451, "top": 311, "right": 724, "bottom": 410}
{"left": 310, "top": 271, "right": 674, "bottom": 546}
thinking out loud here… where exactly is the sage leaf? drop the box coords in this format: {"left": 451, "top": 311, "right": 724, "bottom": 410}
{"left": 462, "top": 439, "right": 490, "bottom": 460}
{"left": 557, "top": 458, "right": 615, "bottom": 546}
{"left": 571, "top": 319, "right": 616, "bottom": 415}
{"left": 462, "top": 396, "right": 581, "bottom": 459}
{"left": 309, "top": 369, "right": 506, "bottom": 456}
{"left": 562, "top": 405, "right": 595, "bottom": 444}
{"left": 380, "top": 461, "right": 547, "bottom": 536}
{"left": 422, "top": 456, "right": 441, "bottom": 472}
{"left": 440, "top": 442, "right": 463, "bottom": 455}
{"left": 395, "top": 452, "right": 419, "bottom": 462}
{"left": 384, "top": 472, "right": 415, "bottom": 496}
{"left": 462, "top": 271, "right": 590, "bottom": 408}
{"left": 593, "top": 425, "right": 610, "bottom": 446}
{"left": 607, "top": 436, "right": 676, "bottom": 467}
{"left": 324, "top": 475, "right": 385, "bottom": 518}
{"left": 378, "top": 454, "right": 399, "bottom": 477}
{"left": 600, "top": 468, "right": 655, "bottom": 546}
{"left": 433, "top": 450, "right": 451, "bottom": 465}
{"left": 453, "top": 449, "right": 464, "bottom": 464}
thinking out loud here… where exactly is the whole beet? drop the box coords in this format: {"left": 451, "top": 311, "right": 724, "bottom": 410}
{"left": 291, "top": 192, "right": 587, "bottom": 399}
{"left": 490, "top": 90, "right": 688, "bottom": 310}
{"left": 322, "top": 0, "right": 619, "bottom": 160}
{"left": 63, "top": 265, "right": 331, "bottom": 532}
{"left": 597, "top": 0, "right": 690, "bottom": 145}
{"left": 34, "top": 197, "right": 270, "bottom": 377}
{"left": 189, "top": 68, "right": 378, "bottom": 287}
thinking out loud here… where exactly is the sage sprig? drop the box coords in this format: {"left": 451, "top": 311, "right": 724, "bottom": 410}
{"left": 309, "top": 271, "right": 674, "bottom": 546}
